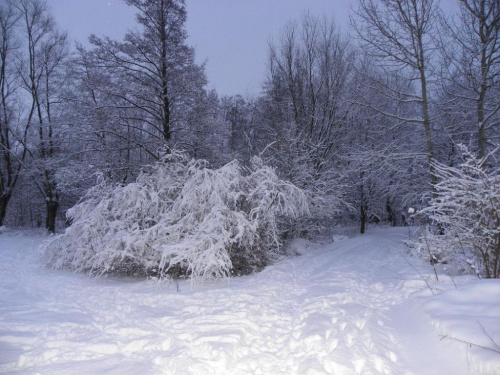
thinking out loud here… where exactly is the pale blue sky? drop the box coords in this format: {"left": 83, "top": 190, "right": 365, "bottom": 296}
{"left": 46, "top": 0, "right": 457, "bottom": 97}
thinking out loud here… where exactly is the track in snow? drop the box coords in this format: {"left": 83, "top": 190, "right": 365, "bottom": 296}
{"left": 0, "top": 228, "right": 466, "bottom": 374}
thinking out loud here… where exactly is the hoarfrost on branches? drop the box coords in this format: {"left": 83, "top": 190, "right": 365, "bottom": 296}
{"left": 420, "top": 146, "right": 500, "bottom": 278}
{"left": 40, "top": 151, "right": 310, "bottom": 282}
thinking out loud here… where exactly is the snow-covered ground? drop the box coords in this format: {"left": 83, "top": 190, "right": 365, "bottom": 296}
{"left": 0, "top": 227, "right": 499, "bottom": 374}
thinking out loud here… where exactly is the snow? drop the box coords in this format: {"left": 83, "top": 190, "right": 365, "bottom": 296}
{"left": 41, "top": 152, "right": 310, "bottom": 281}
{"left": 1, "top": 227, "right": 499, "bottom": 374}
{"left": 419, "top": 280, "right": 500, "bottom": 375}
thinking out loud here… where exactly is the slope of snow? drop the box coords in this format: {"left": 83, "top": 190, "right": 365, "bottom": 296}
{"left": 0, "top": 227, "right": 497, "bottom": 374}
{"left": 419, "top": 279, "right": 500, "bottom": 375}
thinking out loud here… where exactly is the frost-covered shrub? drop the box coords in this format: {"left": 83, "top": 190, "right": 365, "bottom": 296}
{"left": 40, "top": 151, "right": 309, "bottom": 282}
{"left": 404, "top": 226, "right": 480, "bottom": 277}
{"left": 420, "top": 146, "right": 500, "bottom": 278}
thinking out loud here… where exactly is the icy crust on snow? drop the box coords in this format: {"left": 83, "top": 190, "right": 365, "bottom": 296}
{"left": 0, "top": 227, "right": 491, "bottom": 374}
{"left": 420, "top": 279, "right": 500, "bottom": 375}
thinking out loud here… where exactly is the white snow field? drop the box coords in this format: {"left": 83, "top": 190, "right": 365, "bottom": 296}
{"left": 0, "top": 227, "right": 499, "bottom": 374}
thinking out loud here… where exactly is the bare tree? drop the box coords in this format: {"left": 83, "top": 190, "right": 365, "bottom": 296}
{"left": 16, "top": 0, "right": 69, "bottom": 232}
{"left": 82, "top": 0, "right": 206, "bottom": 157}
{"left": 0, "top": 0, "right": 30, "bottom": 226}
{"left": 352, "top": 0, "right": 439, "bottom": 194}
{"left": 345, "top": 57, "right": 431, "bottom": 233}
{"left": 263, "top": 13, "right": 354, "bottom": 234}
{"left": 439, "top": 0, "right": 500, "bottom": 159}
{"left": 266, "top": 15, "right": 352, "bottom": 178}
{"left": 62, "top": 0, "right": 209, "bottom": 192}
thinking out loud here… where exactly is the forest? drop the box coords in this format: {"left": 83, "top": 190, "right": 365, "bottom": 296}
{"left": 0, "top": 0, "right": 499, "bottom": 280}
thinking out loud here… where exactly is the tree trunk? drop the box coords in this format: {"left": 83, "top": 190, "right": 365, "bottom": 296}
{"left": 419, "top": 66, "right": 437, "bottom": 197}
{"left": 478, "top": 89, "right": 486, "bottom": 159}
{"left": 360, "top": 201, "right": 367, "bottom": 234}
{"left": 0, "top": 194, "right": 10, "bottom": 227}
{"left": 386, "top": 197, "right": 396, "bottom": 227}
{"left": 359, "top": 171, "right": 367, "bottom": 234}
{"left": 46, "top": 200, "right": 59, "bottom": 233}
{"left": 160, "top": 1, "right": 171, "bottom": 141}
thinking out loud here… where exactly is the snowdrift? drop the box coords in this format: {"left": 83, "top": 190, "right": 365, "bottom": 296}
{"left": 40, "top": 151, "right": 309, "bottom": 281}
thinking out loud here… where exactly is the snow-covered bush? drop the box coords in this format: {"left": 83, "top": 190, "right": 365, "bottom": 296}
{"left": 420, "top": 146, "right": 500, "bottom": 278}
{"left": 40, "top": 151, "right": 309, "bottom": 282}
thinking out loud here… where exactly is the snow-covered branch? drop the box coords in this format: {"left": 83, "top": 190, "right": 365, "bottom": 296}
{"left": 419, "top": 145, "right": 500, "bottom": 278}
{"left": 40, "top": 150, "right": 310, "bottom": 282}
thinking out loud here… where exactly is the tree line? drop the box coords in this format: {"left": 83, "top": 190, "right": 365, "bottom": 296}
{"left": 1, "top": 0, "right": 499, "bottom": 236}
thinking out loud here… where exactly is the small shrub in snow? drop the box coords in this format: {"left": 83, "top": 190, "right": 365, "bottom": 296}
{"left": 420, "top": 146, "right": 500, "bottom": 278}
{"left": 40, "top": 151, "right": 309, "bottom": 282}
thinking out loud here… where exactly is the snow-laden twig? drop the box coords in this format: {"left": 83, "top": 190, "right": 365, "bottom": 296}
{"left": 440, "top": 335, "right": 500, "bottom": 354}
{"left": 440, "top": 321, "right": 500, "bottom": 355}
{"left": 404, "top": 256, "right": 436, "bottom": 295}
{"left": 477, "top": 320, "right": 500, "bottom": 352}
